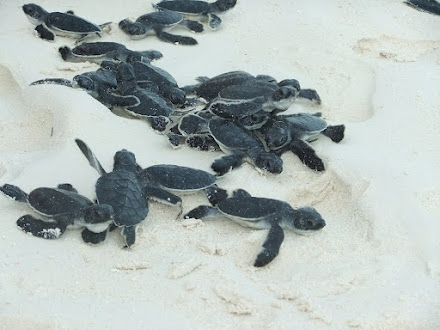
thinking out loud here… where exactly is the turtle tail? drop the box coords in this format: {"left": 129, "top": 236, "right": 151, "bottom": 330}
{"left": 322, "top": 125, "right": 345, "bottom": 143}
{"left": 0, "top": 184, "right": 28, "bottom": 203}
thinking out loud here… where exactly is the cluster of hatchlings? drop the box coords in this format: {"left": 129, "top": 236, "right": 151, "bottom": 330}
{"left": 1, "top": 1, "right": 347, "bottom": 267}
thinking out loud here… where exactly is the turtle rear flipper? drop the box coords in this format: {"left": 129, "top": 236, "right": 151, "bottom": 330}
{"left": 211, "top": 154, "right": 244, "bottom": 176}
{"left": 289, "top": 140, "right": 325, "bottom": 171}
{"left": 180, "top": 19, "right": 204, "bottom": 32}
{"left": 121, "top": 226, "right": 136, "bottom": 247}
{"left": 322, "top": 125, "right": 345, "bottom": 143}
{"left": 81, "top": 227, "right": 108, "bottom": 244}
{"left": 0, "top": 184, "right": 28, "bottom": 202}
{"left": 254, "top": 223, "right": 285, "bottom": 267}
{"left": 155, "top": 29, "right": 197, "bottom": 45}
{"left": 17, "top": 215, "right": 67, "bottom": 239}
{"left": 207, "top": 13, "right": 222, "bottom": 29}
{"left": 35, "top": 24, "right": 54, "bottom": 41}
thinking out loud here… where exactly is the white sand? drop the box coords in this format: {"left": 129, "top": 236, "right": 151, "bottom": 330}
{"left": 1, "top": 0, "right": 439, "bottom": 328}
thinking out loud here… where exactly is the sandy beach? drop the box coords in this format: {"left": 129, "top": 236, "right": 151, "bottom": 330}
{"left": 0, "top": 0, "right": 439, "bottom": 328}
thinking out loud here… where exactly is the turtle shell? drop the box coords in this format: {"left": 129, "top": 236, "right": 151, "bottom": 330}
{"left": 281, "top": 113, "right": 328, "bottom": 134}
{"left": 95, "top": 171, "right": 148, "bottom": 227}
{"left": 208, "top": 117, "right": 261, "bottom": 151}
{"left": 126, "top": 89, "right": 174, "bottom": 117}
{"left": 217, "top": 81, "right": 276, "bottom": 101}
{"left": 137, "top": 11, "right": 183, "bottom": 27}
{"left": 71, "top": 42, "right": 123, "bottom": 56}
{"left": 131, "top": 62, "right": 178, "bottom": 87}
{"left": 47, "top": 12, "right": 101, "bottom": 33}
{"left": 218, "top": 196, "right": 287, "bottom": 222}
{"left": 196, "top": 71, "right": 255, "bottom": 101}
{"left": 28, "top": 188, "right": 92, "bottom": 216}
{"left": 155, "top": 1, "right": 210, "bottom": 15}
{"left": 140, "top": 165, "right": 216, "bottom": 192}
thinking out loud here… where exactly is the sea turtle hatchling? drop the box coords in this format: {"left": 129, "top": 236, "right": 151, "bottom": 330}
{"left": 22, "top": 3, "right": 109, "bottom": 42}
{"left": 58, "top": 42, "right": 163, "bottom": 64}
{"left": 119, "top": 11, "right": 203, "bottom": 45}
{"left": 184, "top": 188, "right": 326, "bottom": 267}
{"left": 258, "top": 113, "right": 345, "bottom": 171}
{"left": 30, "top": 67, "right": 139, "bottom": 109}
{"left": 188, "top": 117, "right": 284, "bottom": 176}
{"left": 0, "top": 183, "right": 114, "bottom": 244}
{"left": 75, "top": 139, "right": 182, "bottom": 247}
{"left": 154, "top": 0, "right": 237, "bottom": 29}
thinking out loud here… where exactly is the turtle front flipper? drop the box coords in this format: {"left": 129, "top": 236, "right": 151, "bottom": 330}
{"left": 289, "top": 140, "right": 325, "bottom": 171}
{"left": 99, "top": 88, "right": 140, "bottom": 107}
{"left": 121, "top": 225, "right": 136, "bottom": 247}
{"left": 0, "top": 184, "right": 28, "bottom": 203}
{"left": 254, "top": 223, "right": 285, "bottom": 267}
{"left": 75, "top": 139, "right": 107, "bottom": 175}
{"left": 30, "top": 78, "right": 73, "bottom": 87}
{"left": 404, "top": 0, "right": 440, "bottom": 15}
{"left": 35, "top": 24, "right": 55, "bottom": 41}
{"left": 179, "top": 19, "right": 204, "bottom": 33}
{"left": 155, "top": 28, "right": 198, "bottom": 45}
{"left": 321, "top": 125, "right": 345, "bottom": 143}
{"left": 211, "top": 153, "right": 245, "bottom": 176}
{"left": 298, "top": 89, "right": 321, "bottom": 104}
{"left": 207, "top": 13, "right": 222, "bottom": 29}
{"left": 144, "top": 184, "right": 182, "bottom": 207}
{"left": 81, "top": 228, "right": 108, "bottom": 244}
{"left": 184, "top": 205, "right": 222, "bottom": 220}
{"left": 17, "top": 215, "right": 67, "bottom": 239}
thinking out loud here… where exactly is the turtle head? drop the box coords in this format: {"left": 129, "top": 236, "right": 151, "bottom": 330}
{"left": 119, "top": 19, "right": 150, "bottom": 39}
{"left": 116, "top": 63, "right": 136, "bottom": 83}
{"left": 278, "top": 79, "right": 301, "bottom": 92}
{"left": 165, "top": 87, "right": 186, "bottom": 107}
{"left": 83, "top": 204, "right": 114, "bottom": 225}
{"left": 214, "top": 0, "right": 237, "bottom": 12}
{"left": 285, "top": 206, "right": 326, "bottom": 234}
{"left": 269, "top": 86, "right": 300, "bottom": 111}
{"left": 254, "top": 151, "right": 283, "bottom": 174}
{"left": 265, "top": 120, "right": 291, "bottom": 150}
{"left": 100, "top": 60, "right": 118, "bottom": 73}
{"left": 113, "top": 149, "right": 137, "bottom": 172}
{"left": 22, "top": 3, "right": 48, "bottom": 24}
{"left": 72, "top": 75, "right": 97, "bottom": 95}
{"left": 238, "top": 112, "right": 269, "bottom": 130}
{"left": 256, "top": 74, "right": 277, "bottom": 85}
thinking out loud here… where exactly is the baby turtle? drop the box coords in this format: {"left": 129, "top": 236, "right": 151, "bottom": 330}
{"left": 22, "top": 3, "right": 108, "bottom": 42}
{"left": 119, "top": 11, "right": 203, "bottom": 45}
{"left": 0, "top": 183, "right": 114, "bottom": 243}
{"left": 184, "top": 188, "right": 326, "bottom": 267}
{"left": 129, "top": 61, "right": 186, "bottom": 106}
{"left": 59, "top": 42, "right": 163, "bottom": 64}
{"left": 30, "top": 67, "right": 139, "bottom": 109}
{"left": 154, "top": 0, "right": 237, "bottom": 29}
{"left": 75, "top": 139, "right": 181, "bottom": 247}
{"left": 187, "top": 117, "right": 283, "bottom": 176}
{"left": 259, "top": 113, "right": 345, "bottom": 171}
{"left": 116, "top": 62, "right": 176, "bottom": 132}
{"left": 403, "top": 0, "right": 440, "bottom": 15}
{"left": 138, "top": 164, "right": 227, "bottom": 205}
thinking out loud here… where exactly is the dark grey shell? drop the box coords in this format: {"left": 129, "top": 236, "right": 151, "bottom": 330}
{"left": 280, "top": 113, "right": 328, "bottom": 134}
{"left": 71, "top": 42, "right": 124, "bottom": 56}
{"left": 131, "top": 62, "right": 178, "bottom": 87}
{"left": 217, "top": 81, "right": 277, "bottom": 101}
{"left": 218, "top": 196, "right": 288, "bottom": 220}
{"left": 208, "top": 117, "right": 260, "bottom": 151}
{"left": 195, "top": 71, "right": 255, "bottom": 101}
{"left": 28, "top": 188, "right": 92, "bottom": 216}
{"left": 155, "top": 1, "right": 211, "bottom": 14}
{"left": 95, "top": 172, "right": 148, "bottom": 227}
{"left": 126, "top": 89, "right": 174, "bottom": 117}
{"left": 137, "top": 11, "right": 183, "bottom": 27}
{"left": 140, "top": 165, "right": 216, "bottom": 191}
{"left": 47, "top": 12, "right": 101, "bottom": 33}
